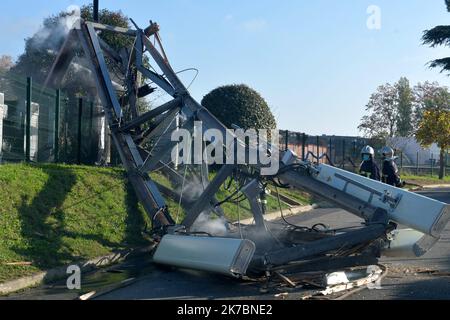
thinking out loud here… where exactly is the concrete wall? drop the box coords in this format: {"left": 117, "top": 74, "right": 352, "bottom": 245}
{"left": 23, "top": 102, "right": 39, "bottom": 162}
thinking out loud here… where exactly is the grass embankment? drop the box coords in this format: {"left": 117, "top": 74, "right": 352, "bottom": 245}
{"left": 0, "top": 163, "right": 153, "bottom": 283}
{"left": 0, "top": 163, "right": 312, "bottom": 284}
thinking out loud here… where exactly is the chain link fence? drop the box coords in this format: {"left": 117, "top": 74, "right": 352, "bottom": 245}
{"left": 279, "top": 130, "right": 449, "bottom": 177}
{"left": 0, "top": 72, "right": 106, "bottom": 165}
{"left": 1, "top": 74, "right": 447, "bottom": 179}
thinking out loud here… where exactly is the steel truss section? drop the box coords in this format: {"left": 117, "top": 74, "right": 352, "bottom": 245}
{"left": 45, "top": 18, "right": 449, "bottom": 277}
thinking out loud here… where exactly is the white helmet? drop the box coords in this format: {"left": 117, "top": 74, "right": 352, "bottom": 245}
{"left": 381, "top": 146, "right": 395, "bottom": 159}
{"left": 361, "top": 145, "right": 375, "bottom": 156}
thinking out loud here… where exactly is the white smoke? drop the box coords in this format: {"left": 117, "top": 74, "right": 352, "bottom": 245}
{"left": 31, "top": 5, "right": 81, "bottom": 50}
{"left": 191, "top": 212, "right": 228, "bottom": 237}
{"left": 176, "top": 171, "right": 208, "bottom": 203}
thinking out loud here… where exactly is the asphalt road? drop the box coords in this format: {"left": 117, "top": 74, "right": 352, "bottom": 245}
{"left": 6, "top": 189, "right": 448, "bottom": 300}
{"left": 96, "top": 188, "right": 450, "bottom": 300}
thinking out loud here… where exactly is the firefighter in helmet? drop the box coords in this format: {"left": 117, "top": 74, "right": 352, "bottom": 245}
{"left": 381, "top": 146, "right": 404, "bottom": 187}
{"left": 359, "top": 145, "right": 381, "bottom": 181}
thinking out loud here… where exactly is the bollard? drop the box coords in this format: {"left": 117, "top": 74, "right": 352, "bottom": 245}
{"left": 26, "top": 77, "right": 32, "bottom": 162}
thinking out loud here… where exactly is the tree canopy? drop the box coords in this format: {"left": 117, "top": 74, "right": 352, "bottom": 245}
{"left": 0, "top": 55, "right": 14, "bottom": 73}
{"left": 10, "top": 5, "right": 132, "bottom": 98}
{"left": 422, "top": 1, "right": 450, "bottom": 73}
{"left": 416, "top": 109, "right": 450, "bottom": 179}
{"left": 413, "top": 81, "right": 450, "bottom": 123}
{"left": 358, "top": 81, "right": 406, "bottom": 139}
{"left": 359, "top": 78, "right": 449, "bottom": 139}
{"left": 201, "top": 84, "right": 277, "bottom": 131}
{"left": 395, "top": 77, "right": 414, "bottom": 137}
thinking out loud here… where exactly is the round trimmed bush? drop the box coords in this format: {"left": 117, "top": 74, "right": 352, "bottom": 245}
{"left": 201, "top": 84, "right": 277, "bottom": 130}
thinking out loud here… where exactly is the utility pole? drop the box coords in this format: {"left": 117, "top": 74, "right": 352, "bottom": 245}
{"left": 93, "top": 0, "right": 99, "bottom": 22}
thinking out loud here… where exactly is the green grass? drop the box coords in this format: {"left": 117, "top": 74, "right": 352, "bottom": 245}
{"left": 161, "top": 174, "right": 294, "bottom": 223}
{"left": 268, "top": 186, "right": 312, "bottom": 206}
{"left": 0, "top": 163, "right": 312, "bottom": 284}
{"left": 0, "top": 163, "right": 151, "bottom": 283}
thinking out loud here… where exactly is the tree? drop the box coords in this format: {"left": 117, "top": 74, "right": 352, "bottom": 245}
{"left": 201, "top": 84, "right": 277, "bottom": 131}
{"left": 9, "top": 5, "right": 137, "bottom": 164}
{"left": 0, "top": 55, "right": 14, "bottom": 73}
{"left": 395, "top": 77, "right": 415, "bottom": 137}
{"left": 11, "top": 5, "right": 133, "bottom": 98}
{"left": 358, "top": 83, "right": 399, "bottom": 139}
{"left": 416, "top": 109, "right": 450, "bottom": 179}
{"left": 413, "top": 82, "right": 450, "bottom": 125}
{"left": 422, "top": 1, "right": 450, "bottom": 73}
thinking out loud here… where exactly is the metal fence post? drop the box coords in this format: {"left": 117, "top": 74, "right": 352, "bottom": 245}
{"left": 329, "top": 137, "right": 332, "bottom": 164}
{"left": 285, "top": 130, "right": 289, "bottom": 151}
{"left": 77, "top": 98, "right": 83, "bottom": 164}
{"left": 54, "top": 89, "right": 60, "bottom": 163}
{"left": 302, "top": 133, "right": 306, "bottom": 161}
{"left": 431, "top": 153, "right": 434, "bottom": 177}
{"left": 316, "top": 136, "right": 320, "bottom": 164}
{"left": 25, "top": 77, "right": 32, "bottom": 162}
{"left": 446, "top": 150, "right": 449, "bottom": 178}
{"left": 400, "top": 151, "right": 403, "bottom": 174}
{"left": 342, "top": 139, "right": 346, "bottom": 169}
{"left": 416, "top": 152, "right": 419, "bottom": 175}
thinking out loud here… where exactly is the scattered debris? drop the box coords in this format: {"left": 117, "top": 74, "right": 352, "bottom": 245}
{"left": 274, "top": 292, "right": 289, "bottom": 299}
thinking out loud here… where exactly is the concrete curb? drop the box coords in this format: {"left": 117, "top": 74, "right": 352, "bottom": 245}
{"left": 420, "top": 184, "right": 450, "bottom": 189}
{"left": 239, "top": 204, "right": 317, "bottom": 225}
{"left": 407, "top": 183, "right": 450, "bottom": 192}
{"left": 0, "top": 246, "right": 154, "bottom": 296}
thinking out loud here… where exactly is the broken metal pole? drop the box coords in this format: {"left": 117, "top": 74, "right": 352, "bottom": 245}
{"left": 120, "top": 98, "right": 181, "bottom": 132}
{"left": 254, "top": 223, "right": 388, "bottom": 269}
{"left": 279, "top": 169, "right": 383, "bottom": 222}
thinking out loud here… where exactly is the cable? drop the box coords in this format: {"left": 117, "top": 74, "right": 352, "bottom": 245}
{"left": 175, "top": 68, "right": 199, "bottom": 89}
{"left": 274, "top": 185, "right": 312, "bottom": 232}
{"left": 175, "top": 163, "right": 189, "bottom": 224}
